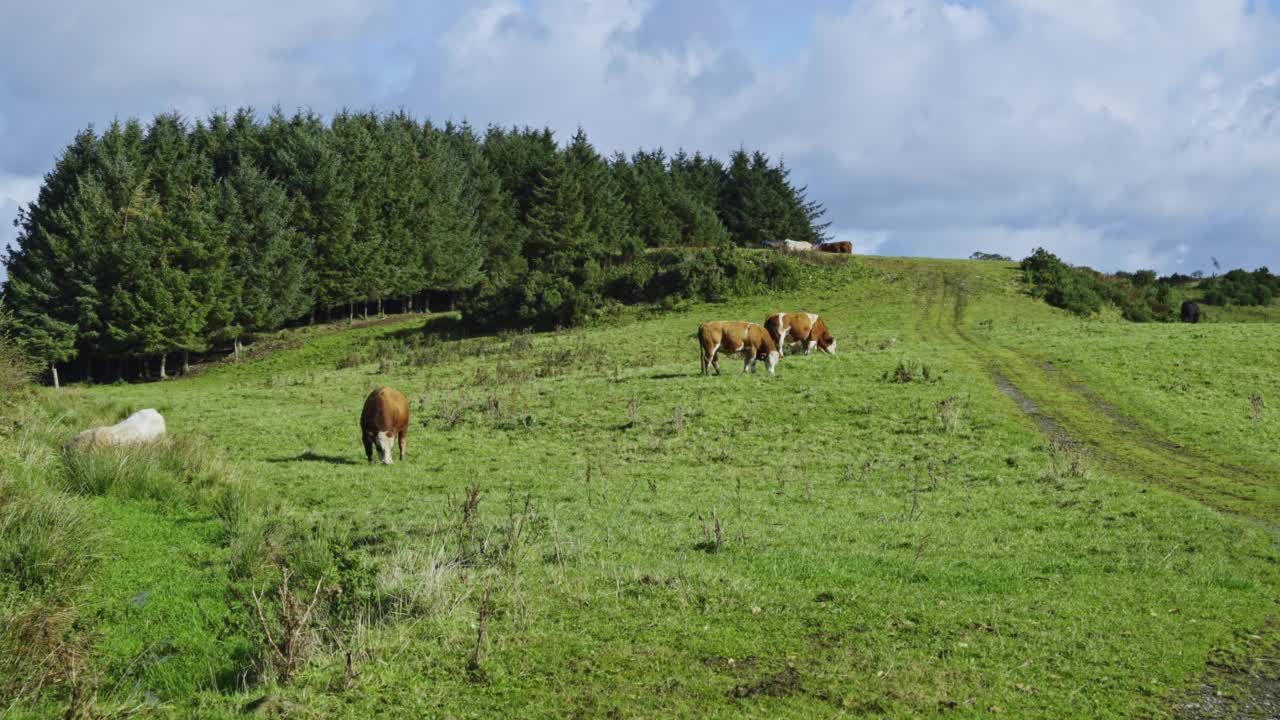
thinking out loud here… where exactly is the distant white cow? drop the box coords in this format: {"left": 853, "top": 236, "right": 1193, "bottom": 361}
{"left": 763, "top": 238, "right": 813, "bottom": 252}
{"left": 67, "top": 409, "right": 167, "bottom": 450}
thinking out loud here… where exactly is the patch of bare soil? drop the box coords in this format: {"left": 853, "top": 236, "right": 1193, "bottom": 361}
{"left": 1175, "top": 645, "right": 1280, "bottom": 720}
{"left": 729, "top": 664, "right": 802, "bottom": 699}
{"left": 989, "top": 370, "right": 1071, "bottom": 441}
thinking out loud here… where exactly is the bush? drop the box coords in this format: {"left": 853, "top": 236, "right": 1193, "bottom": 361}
{"left": 1197, "top": 268, "right": 1280, "bottom": 307}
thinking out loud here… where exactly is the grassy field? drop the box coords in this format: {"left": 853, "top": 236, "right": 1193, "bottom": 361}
{"left": 2, "top": 255, "right": 1277, "bottom": 718}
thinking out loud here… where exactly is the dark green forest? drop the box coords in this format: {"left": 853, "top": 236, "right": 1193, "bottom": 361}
{"left": 2, "top": 109, "right": 832, "bottom": 385}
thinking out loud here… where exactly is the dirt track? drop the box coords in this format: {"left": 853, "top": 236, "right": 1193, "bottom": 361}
{"left": 912, "top": 270, "right": 1280, "bottom": 720}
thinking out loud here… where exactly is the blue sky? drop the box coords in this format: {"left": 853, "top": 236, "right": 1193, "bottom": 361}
{"left": 3, "top": 0, "right": 1279, "bottom": 279}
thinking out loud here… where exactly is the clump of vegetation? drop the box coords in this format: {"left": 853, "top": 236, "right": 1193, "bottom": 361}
{"left": 970, "top": 251, "right": 1012, "bottom": 261}
{"left": 882, "top": 358, "right": 938, "bottom": 384}
{"left": 1022, "top": 248, "right": 1280, "bottom": 321}
{"left": 935, "top": 395, "right": 967, "bottom": 433}
{"left": 1044, "top": 437, "right": 1088, "bottom": 483}
{"left": 0, "top": 479, "right": 99, "bottom": 595}
{"left": 59, "top": 434, "right": 242, "bottom": 509}
{"left": 1200, "top": 268, "right": 1280, "bottom": 307}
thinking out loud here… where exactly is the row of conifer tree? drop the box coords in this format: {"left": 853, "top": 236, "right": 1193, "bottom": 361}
{"left": 1, "top": 108, "right": 831, "bottom": 385}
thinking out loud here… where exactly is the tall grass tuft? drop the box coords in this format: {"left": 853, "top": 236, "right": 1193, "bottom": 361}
{"left": 0, "top": 479, "right": 98, "bottom": 594}
{"left": 59, "top": 434, "right": 240, "bottom": 507}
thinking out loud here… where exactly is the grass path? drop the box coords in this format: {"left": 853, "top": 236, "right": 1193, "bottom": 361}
{"left": 897, "top": 261, "right": 1280, "bottom": 530}
{"left": 890, "top": 261, "right": 1280, "bottom": 717}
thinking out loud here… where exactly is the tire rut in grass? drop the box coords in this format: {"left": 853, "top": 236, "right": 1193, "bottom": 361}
{"left": 921, "top": 272, "right": 1280, "bottom": 717}
{"left": 921, "top": 272, "right": 1280, "bottom": 720}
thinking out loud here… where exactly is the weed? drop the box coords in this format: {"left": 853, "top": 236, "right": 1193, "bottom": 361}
{"left": 507, "top": 330, "right": 534, "bottom": 355}
{"left": 374, "top": 544, "right": 460, "bottom": 619}
{"left": 695, "top": 511, "right": 725, "bottom": 553}
{"left": 435, "top": 390, "right": 471, "bottom": 429}
{"left": 336, "top": 352, "right": 367, "bottom": 370}
{"left": 882, "top": 358, "right": 938, "bottom": 384}
{"left": 0, "top": 600, "right": 89, "bottom": 707}
{"left": 467, "top": 588, "right": 494, "bottom": 677}
{"left": 935, "top": 395, "right": 967, "bottom": 433}
{"left": 671, "top": 405, "right": 686, "bottom": 434}
{"left": 1250, "top": 392, "right": 1265, "bottom": 425}
{"left": 1044, "top": 437, "right": 1088, "bottom": 483}
{"left": 625, "top": 397, "right": 639, "bottom": 428}
{"left": 249, "top": 568, "right": 326, "bottom": 684}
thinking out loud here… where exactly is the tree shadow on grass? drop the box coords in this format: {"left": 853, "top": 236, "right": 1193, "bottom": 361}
{"left": 265, "top": 451, "right": 361, "bottom": 466}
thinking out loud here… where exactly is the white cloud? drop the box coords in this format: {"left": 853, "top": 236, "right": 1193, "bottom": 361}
{"left": 2, "top": 0, "right": 1280, "bottom": 275}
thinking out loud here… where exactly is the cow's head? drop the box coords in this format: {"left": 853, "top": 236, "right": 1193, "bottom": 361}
{"left": 757, "top": 347, "right": 780, "bottom": 374}
{"left": 373, "top": 431, "right": 395, "bottom": 465}
{"left": 814, "top": 321, "right": 837, "bottom": 355}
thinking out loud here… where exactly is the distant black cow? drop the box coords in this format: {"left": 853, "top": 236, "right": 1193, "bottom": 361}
{"left": 1180, "top": 301, "right": 1202, "bottom": 324}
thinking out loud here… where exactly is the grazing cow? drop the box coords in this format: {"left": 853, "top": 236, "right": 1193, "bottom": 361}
{"left": 698, "top": 321, "right": 780, "bottom": 376}
{"left": 1180, "top": 301, "right": 1202, "bottom": 324}
{"left": 67, "top": 409, "right": 166, "bottom": 450}
{"left": 764, "top": 239, "right": 814, "bottom": 252}
{"left": 361, "top": 386, "right": 409, "bottom": 465}
{"left": 763, "top": 313, "right": 837, "bottom": 357}
{"left": 817, "top": 241, "right": 853, "bottom": 254}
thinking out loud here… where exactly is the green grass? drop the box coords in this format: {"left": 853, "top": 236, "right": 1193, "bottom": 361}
{"left": 3, "top": 256, "right": 1278, "bottom": 718}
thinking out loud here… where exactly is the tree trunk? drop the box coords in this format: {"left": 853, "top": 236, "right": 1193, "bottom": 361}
{"left": 115, "top": 358, "right": 123, "bottom": 383}
{"left": 407, "top": 295, "right": 413, "bottom": 313}
{"left": 423, "top": 295, "right": 430, "bottom": 313}
{"left": 182, "top": 350, "right": 190, "bottom": 375}
{"left": 159, "top": 353, "right": 168, "bottom": 380}
{"left": 234, "top": 337, "right": 242, "bottom": 360}
{"left": 51, "top": 362, "right": 60, "bottom": 389}
{"left": 377, "top": 297, "right": 383, "bottom": 316}
{"left": 363, "top": 302, "right": 369, "bottom": 320}
{"left": 349, "top": 302, "right": 354, "bottom": 321}
{"left": 310, "top": 307, "right": 316, "bottom": 325}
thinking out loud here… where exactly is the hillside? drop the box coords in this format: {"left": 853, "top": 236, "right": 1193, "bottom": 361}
{"left": 2, "top": 255, "right": 1277, "bottom": 718}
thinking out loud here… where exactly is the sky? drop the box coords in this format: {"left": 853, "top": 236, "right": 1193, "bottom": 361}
{"left": 2, "top": 0, "right": 1279, "bottom": 279}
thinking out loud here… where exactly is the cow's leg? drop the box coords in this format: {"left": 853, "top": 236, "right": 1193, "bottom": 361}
{"left": 806, "top": 340, "right": 817, "bottom": 355}
{"left": 701, "top": 348, "right": 710, "bottom": 376}
{"left": 362, "top": 433, "right": 374, "bottom": 464}
{"left": 398, "top": 430, "right": 406, "bottom": 461}
{"left": 710, "top": 349, "right": 721, "bottom": 376}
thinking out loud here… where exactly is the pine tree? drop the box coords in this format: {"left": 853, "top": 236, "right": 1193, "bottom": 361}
{"left": 260, "top": 109, "right": 355, "bottom": 318}
{"left": 1, "top": 128, "right": 102, "bottom": 385}
{"left": 216, "top": 164, "right": 310, "bottom": 353}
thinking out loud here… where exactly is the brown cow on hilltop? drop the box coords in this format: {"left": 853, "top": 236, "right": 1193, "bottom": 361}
{"left": 817, "top": 241, "right": 853, "bottom": 254}
{"left": 361, "top": 386, "right": 409, "bottom": 465}
{"left": 764, "top": 313, "right": 837, "bottom": 357}
{"left": 699, "top": 321, "right": 780, "bottom": 376}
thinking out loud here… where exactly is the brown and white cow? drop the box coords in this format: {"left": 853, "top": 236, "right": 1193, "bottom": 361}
{"left": 698, "top": 321, "right": 780, "bottom": 376}
{"left": 763, "top": 313, "right": 837, "bottom": 357}
{"left": 361, "top": 386, "right": 409, "bottom": 465}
